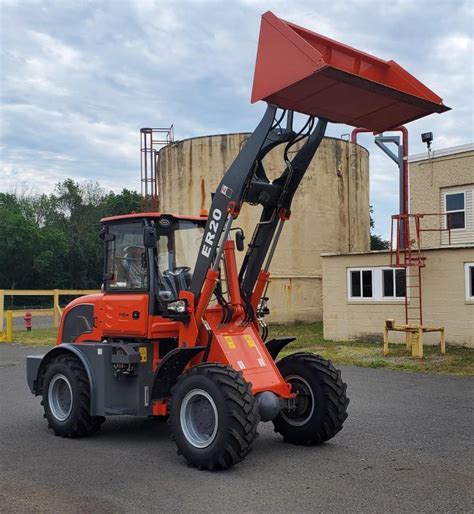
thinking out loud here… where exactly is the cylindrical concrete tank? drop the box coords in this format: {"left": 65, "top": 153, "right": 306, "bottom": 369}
{"left": 158, "top": 134, "right": 369, "bottom": 323}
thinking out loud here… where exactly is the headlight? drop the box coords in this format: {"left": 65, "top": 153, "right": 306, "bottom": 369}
{"left": 167, "top": 300, "right": 187, "bottom": 314}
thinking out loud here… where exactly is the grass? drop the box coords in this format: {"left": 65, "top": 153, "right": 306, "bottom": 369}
{"left": 8, "top": 323, "right": 474, "bottom": 376}
{"left": 9, "top": 327, "right": 57, "bottom": 346}
{"left": 271, "top": 322, "right": 474, "bottom": 377}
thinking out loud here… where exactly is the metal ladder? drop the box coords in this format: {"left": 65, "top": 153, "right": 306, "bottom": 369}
{"left": 390, "top": 214, "right": 425, "bottom": 325}
{"left": 140, "top": 126, "right": 174, "bottom": 211}
{"left": 390, "top": 212, "right": 453, "bottom": 325}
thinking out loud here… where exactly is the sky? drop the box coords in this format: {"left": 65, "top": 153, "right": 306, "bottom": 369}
{"left": 1, "top": 0, "right": 473, "bottom": 238}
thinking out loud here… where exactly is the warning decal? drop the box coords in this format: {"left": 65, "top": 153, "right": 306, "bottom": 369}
{"left": 224, "top": 336, "right": 236, "bottom": 349}
{"left": 243, "top": 335, "right": 256, "bottom": 348}
{"left": 139, "top": 347, "right": 147, "bottom": 363}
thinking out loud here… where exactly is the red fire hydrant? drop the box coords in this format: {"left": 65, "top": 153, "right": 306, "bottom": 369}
{"left": 24, "top": 312, "right": 32, "bottom": 331}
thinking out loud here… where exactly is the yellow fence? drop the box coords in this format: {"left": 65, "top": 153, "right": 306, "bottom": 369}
{"left": 0, "top": 289, "right": 100, "bottom": 341}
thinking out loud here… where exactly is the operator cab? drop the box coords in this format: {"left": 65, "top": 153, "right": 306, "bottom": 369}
{"left": 100, "top": 213, "right": 206, "bottom": 310}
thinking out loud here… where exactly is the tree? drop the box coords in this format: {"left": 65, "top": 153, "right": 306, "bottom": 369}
{"left": 369, "top": 205, "right": 389, "bottom": 250}
{"left": 0, "top": 181, "right": 144, "bottom": 295}
{"left": 105, "top": 189, "right": 142, "bottom": 215}
{"left": 0, "top": 193, "right": 39, "bottom": 289}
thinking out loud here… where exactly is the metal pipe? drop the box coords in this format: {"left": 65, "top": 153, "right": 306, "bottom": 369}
{"left": 212, "top": 215, "right": 233, "bottom": 271}
{"left": 286, "top": 111, "right": 294, "bottom": 131}
{"left": 264, "top": 219, "right": 285, "bottom": 272}
{"left": 351, "top": 126, "right": 409, "bottom": 217}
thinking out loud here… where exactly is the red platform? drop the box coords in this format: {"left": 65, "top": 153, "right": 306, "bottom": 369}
{"left": 251, "top": 12, "right": 450, "bottom": 132}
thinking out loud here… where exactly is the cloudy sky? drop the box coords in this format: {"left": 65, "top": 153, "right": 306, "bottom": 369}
{"left": 1, "top": 0, "right": 473, "bottom": 237}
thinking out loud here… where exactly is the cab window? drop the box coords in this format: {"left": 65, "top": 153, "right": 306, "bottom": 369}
{"left": 155, "top": 220, "right": 204, "bottom": 301}
{"left": 104, "top": 222, "right": 148, "bottom": 291}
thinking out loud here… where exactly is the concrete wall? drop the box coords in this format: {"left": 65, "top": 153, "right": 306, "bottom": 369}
{"left": 158, "top": 134, "right": 370, "bottom": 323}
{"left": 322, "top": 247, "right": 474, "bottom": 347}
{"left": 409, "top": 146, "right": 474, "bottom": 247}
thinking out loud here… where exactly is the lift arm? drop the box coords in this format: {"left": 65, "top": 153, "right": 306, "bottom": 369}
{"left": 189, "top": 104, "right": 293, "bottom": 296}
{"left": 239, "top": 116, "right": 327, "bottom": 299}
{"left": 189, "top": 106, "right": 327, "bottom": 311}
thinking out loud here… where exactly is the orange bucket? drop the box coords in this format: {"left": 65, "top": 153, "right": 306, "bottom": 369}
{"left": 252, "top": 12, "right": 450, "bottom": 131}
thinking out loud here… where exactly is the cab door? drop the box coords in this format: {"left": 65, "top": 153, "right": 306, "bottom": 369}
{"left": 100, "top": 220, "right": 150, "bottom": 337}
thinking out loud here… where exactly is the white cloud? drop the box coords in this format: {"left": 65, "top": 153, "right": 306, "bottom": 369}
{"left": 0, "top": 0, "right": 472, "bottom": 238}
{"left": 29, "top": 31, "right": 82, "bottom": 67}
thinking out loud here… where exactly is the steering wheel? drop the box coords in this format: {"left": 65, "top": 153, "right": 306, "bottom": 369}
{"left": 168, "top": 266, "right": 191, "bottom": 275}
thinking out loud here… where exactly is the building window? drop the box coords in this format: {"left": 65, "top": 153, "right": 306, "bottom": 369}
{"left": 382, "top": 268, "right": 406, "bottom": 298}
{"left": 465, "top": 263, "right": 474, "bottom": 301}
{"left": 349, "top": 269, "right": 373, "bottom": 299}
{"left": 445, "top": 191, "right": 465, "bottom": 230}
{"left": 348, "top": 267, "right": 406, "bottom": 302}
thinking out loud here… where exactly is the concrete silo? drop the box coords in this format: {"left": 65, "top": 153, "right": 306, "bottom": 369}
{"left": 157, "top": 133, "right": 369, "bottom": 323}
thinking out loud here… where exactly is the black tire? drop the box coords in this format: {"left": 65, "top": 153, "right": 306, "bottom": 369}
{"left": 169, "top": 363, "right": 259, "bottom": 470}
{"left": 42, "top": 354, "right": 105, "bottom": 438}
{"left": 273, "top": 352, "right": 349, "bottom": 445}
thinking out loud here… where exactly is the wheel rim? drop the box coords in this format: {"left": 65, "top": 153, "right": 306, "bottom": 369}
{"left": 280, "top": 375, "right": 315, "bottom": 427}
{"left": 48, "top": 374, "right": 73, "bottom": 422}
{"left": 180, "top": 389, "right": 218, "bottom": 448}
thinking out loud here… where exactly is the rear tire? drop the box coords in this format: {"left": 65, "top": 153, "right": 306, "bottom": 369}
{"left": 169, "top": 363, "right": 259, "bottom": 470}
{"left": 42, "top": 354, "right": 105, "bottom": 438}
{"left": 273, "top": 353, "right": 349, "bottom": 445}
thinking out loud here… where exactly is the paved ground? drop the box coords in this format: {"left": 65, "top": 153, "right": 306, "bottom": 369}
{"left": 1, "top": 344, "right": 472, "bottom": 513}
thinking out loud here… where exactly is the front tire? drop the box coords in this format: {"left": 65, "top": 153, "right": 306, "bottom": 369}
{"left": 169, "top": 363, "right": 259, "bottom": 470}
{"left": 273, "top": 353, "right": 349, "bottom": 445}
{"left": 42, "top": 354, "right": 105, "bottom": 437}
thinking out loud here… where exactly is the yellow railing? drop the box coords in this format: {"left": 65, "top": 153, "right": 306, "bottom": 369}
{"left": 0, "top": 310, "right": 13, "bottom": 343}
{"left": 0, "top": 289, "right": 100, "bottom": 341}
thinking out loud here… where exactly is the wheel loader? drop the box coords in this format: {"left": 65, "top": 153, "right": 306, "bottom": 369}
{"left": 26, "top": 11, "right": 449, "bottom": 470}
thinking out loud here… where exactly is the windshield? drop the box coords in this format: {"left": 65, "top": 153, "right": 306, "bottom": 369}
{"left": 156, "top": 220, "right": 204, "bottom": 300}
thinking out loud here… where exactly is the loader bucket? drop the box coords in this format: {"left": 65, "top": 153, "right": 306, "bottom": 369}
{"left": 251, "top": 11, "right": 450, "bottom": 132}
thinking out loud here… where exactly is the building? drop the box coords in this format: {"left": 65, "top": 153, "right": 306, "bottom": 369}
{"left": 158, "top": 133, "right": 370, "bottom": 323}
{"left": 410, "top": 143, "right": 474, "bottom": 247}
{"left": 322, "top": 143, "right": 474, "bottom": 347}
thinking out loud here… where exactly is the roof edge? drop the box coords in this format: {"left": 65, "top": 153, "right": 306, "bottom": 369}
{"left": 321, "top": 243, "right": 474, "bottom": 258}
{"left": 409, "top": 143, "right": 474, "bottom": 163}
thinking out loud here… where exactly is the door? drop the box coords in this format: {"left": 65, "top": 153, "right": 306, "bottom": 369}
{"left": 101, "top": 220, "right": 150, "bottom": 337}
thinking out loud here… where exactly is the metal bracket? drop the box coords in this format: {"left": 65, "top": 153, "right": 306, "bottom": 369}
{"left": 374, "top": 135, "right": 402, "bottom": 165}
{"left": 374, "top": 134, "right": 406, "bottom": 246}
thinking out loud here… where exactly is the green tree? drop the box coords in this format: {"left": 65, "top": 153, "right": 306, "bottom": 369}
{"left": 104, "top": 189, "right": 142, "bottom": 215}
{"left": 0, "top": 193, "right": 39, "bottom": 289}
{"left": 0, "top": 181, "right": 143, "bottom": 294}
{"left": 370, "top": 205, "right": 389, "bottom": 250}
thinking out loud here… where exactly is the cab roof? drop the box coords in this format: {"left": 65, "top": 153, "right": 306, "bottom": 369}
{"left": 101, "top": 212, "right": 208, "bottom": 223}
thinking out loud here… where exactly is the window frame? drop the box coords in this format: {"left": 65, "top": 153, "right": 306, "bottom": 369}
{"left": 381, "top": 267, "right": 406, "bottom": 299}
{"left": 347, "top": 268, "right": 374, "bottom": 301}
{"left": 347, "top": 266, "right": 406, "bottom": 302}
{"left": 443, "top": 190, "right": 466, "bottom": 231}
{"left": 103, "top": 220, "right": 150, "bottom": 294}
{"left": 465, "top": 262, "right": 474, "bottom": 301}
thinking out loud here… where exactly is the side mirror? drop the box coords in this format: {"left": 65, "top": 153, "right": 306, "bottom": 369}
{"left": 144, "top": 225, "right": 157, "bottom": 248}
{"left": 235, "top": 229, "right": 245, "bottom": 252}
{"left": 100, "top": 227, "right": 115, "bottom": 242}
